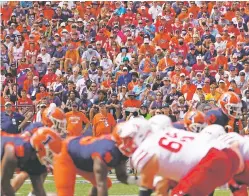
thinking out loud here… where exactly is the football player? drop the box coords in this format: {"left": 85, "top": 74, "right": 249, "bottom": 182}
{"left": 149, "top": 111, "right": 207, "bottom": 133}
{"left": 114, "top": 118, "right": 244, "bottom": 196}
{"left": 202, "top": 131, "right": 249, "bottom": 196}
{"left": 172, "top": 110, "right": 207, "bottom": 132}
{"left": 183, "top": 110, "right": 207, "bottom": 133}
{"left": 11, "top": 104, "right": 66, "bottom": 194}
{"left": 148, "top": 115, "right": 174, "bottom": 131}
{"left": 205, "top": 92, "right": 243, "bottom": 133}
{"left": 1, "top": 132, "right": 48, "bottom": 196}
{"left": 31, "top": 124, "right": 139, "bottom": 196}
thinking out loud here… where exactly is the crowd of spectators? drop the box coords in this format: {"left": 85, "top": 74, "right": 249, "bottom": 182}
{"left": 2, "top": 1, "right": 249, "bottom": 135}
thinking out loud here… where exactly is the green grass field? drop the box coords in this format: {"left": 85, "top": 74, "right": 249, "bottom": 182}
{"left": 17, "top": 183, "right": 241, "bottom": 196}
{"left": 16, "top": 176, "right": 245, "bottom": 196}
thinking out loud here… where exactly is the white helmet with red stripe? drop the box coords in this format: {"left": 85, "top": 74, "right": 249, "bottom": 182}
{"left": 200, "top": 124, "right": 226, "bottom": 139}
{"left": 113, "top": 118, "right": 152, "bottom": 157}
{"left": 148, "top": 115, "right": 173, "bottom": 132}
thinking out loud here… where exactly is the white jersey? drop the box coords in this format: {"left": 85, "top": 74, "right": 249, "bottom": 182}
{"left": 216, "top": 133, "right": 249, "bottom": 161}
{"left": 132, "top": 128, "right": 229, "bottom": 182}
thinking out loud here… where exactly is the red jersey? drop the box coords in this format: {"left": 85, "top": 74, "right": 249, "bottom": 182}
{"left": 192, "top": 64, "right": 205, "bottom": 75}
{"left": 18, "top": 97, "right": 33, "bottom": 105}
{"left": 40, "top": 74, "right": 57, "bottom": 87}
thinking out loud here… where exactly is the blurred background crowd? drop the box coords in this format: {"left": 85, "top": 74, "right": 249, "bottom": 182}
{"left": 2, "top": 1, "right": 249, "bottom": 136}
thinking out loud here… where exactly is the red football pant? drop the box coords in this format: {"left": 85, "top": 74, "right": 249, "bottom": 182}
{"left": 234, "top": 160, "right": 249, "bottom": 185}
{"left": 229, "top": 160, "right": 249, "bottom": 196}
{"left": 171, "top": 148, "right": 240, "bottom": 196}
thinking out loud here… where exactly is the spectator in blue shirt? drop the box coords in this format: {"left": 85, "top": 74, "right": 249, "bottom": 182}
{"left": 186, "top": 45, "right": 198, "bottom": 68}
{"left": 53, "top": 44, "right": 66, "bottom": 69}
{"left": 133, "top": 76, "right": 147, "bottom": 100}
{"left": 117, "top": 67, "right": 132, "bottom": 87}
{"left": 114, "top": 1, "right": 126, "bottom": 16}
{"left": 1, "top": 102, "right": 30, "bottom": 134}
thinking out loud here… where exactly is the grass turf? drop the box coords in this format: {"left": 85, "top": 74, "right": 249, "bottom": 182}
{"left": 17, "top": 178, "right": 238, "bottom": 196}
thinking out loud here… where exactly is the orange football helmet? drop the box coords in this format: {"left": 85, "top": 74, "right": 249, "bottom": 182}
{"left": 30, "top": 127, "right": 62, "bottom": 166}
{"left": 112, "top": 122, "right": 126, "bottom": 147}
{"left": 218, "top": 92, "right": 242, "bottom": 119}
{"left": 112, "top": 119, "right": 152, "bottom": 157}
{"left": 42, "top": 103, "right": 67, "bottom": 134}
{"left": 184, "top": 110, "right": 207, "bottom": 133}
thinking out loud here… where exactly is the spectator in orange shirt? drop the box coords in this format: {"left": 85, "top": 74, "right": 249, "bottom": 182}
{"left": 128, "top": 72, "right": 139, "bottom": 91}
{"left": 2, "top": 3, "right": 13, "bottom": 25}
{"left": 216, "top": 80, "right": 228, "bottom": 94}
{"left": 35, "top": 84, "right": 48, "bottom": 103}
{"left": 215, "top": 49, "right": 228, "bottom": 70}
{"left": 63, "top": 43, "right": 80, "bottom": 73}
{"left": 66, "top": 102, "right": 90, "bottom": 137}
{"left": 157, "top": 51, "right": 175, "bottom": 72}
{"left": 92, "top": 102, "right": 116, "bottom": 137}
{"left": 43, "top": 2, "right": 55, "bottom": 20}
{"left": 171, "top": 67, "right": 181, "bottom": 84}
{"left": 123, "top": 91, "right": 141, "bottom": 109}
{"left": 23, "top": 71, "right": 33, "bottom": 92}
{"left": 202, "top": 78, "right": 211, "bottom": 94}
{"left": 181, "top": 76, "right": 197, "bottom": 101}
{"left": 153, "top": 27, "right": 171, "bottom": 50}
{"left": 188, "top": 2, "right": 200, "bottom": 18}
{"left": 177, "top": 7, "right": 189, "bottom": 22}
{"left": 138, "top": 38, "right": 155, "bottom": 62}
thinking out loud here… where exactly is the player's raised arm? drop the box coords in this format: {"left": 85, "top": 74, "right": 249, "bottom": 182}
{"left": 93, "top": 156, "right": 109, "bottom": 196}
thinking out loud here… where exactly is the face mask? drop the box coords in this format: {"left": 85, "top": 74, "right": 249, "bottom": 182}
{"left": 103, "top": 57, "right": 107, "bottom": 61}
{"left": 88, "top": 48, "right": 93, "bottom": 53}
{"left": 121, "top": 49, "right": 126, "bottom": 53}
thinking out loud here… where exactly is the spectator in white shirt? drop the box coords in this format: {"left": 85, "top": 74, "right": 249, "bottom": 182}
{"left": 100, "top": 53, "right": 114, "bottom": 73}
{"left": 81, "top": 44, "right": 101, "bottom": 69}
{"left": 37, "top": 47, "right": 51, "bottom": 65}
{"left": 148, "top": 2, "right": 162, "bottom": 20}
{"left": 76, "top": 70, "right": 89, "bottom": 96}
{"left": 214, "top": 34, "right": 227, "bottom": 51}
{"left": 215, "top": 65, "right": 229, "bottom": 82}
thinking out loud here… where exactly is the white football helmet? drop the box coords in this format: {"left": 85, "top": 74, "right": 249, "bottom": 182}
{"left": 200, "top": 124, "right": 226, "bottom": 138}
{"left": 148, "top": 115, "right": 173, "bottom": 132}
{"left": 114, "top": 118, "right": 152, "bottom": 157}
